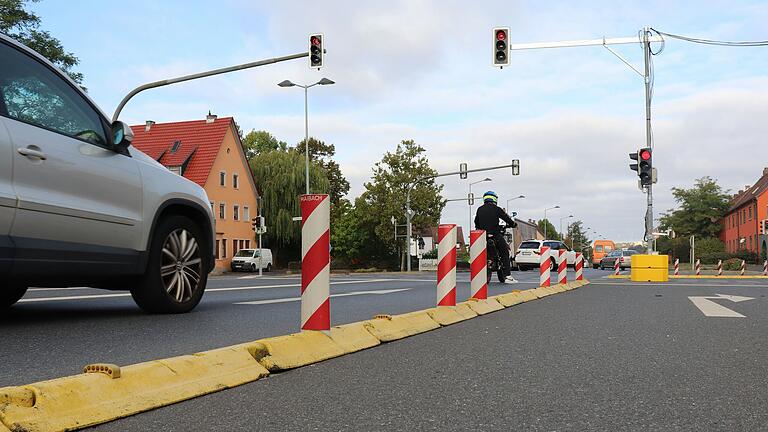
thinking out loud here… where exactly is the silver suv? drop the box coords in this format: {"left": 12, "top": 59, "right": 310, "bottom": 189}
{"left": 0, "top": 34, "right": 215, "bottom": 313}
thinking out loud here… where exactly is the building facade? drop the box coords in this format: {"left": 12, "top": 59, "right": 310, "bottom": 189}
{"left": 720, "top": 167, "right": 768, "bottom": 259}
{"left": 131, "top": 115, "right": 260, "bottom": 271}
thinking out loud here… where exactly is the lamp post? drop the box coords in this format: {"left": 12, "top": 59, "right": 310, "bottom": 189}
{"left": 543, "top": 205, "right": 560, "bottom": 239}
{"left": 505, "top": 195, "right": 525, "bottom": 213}
{"left": 278, "top": 78, "right": 335, "bottom": 194}
{"left": 469, "top": 178, "right": 492, "bottom": 232}
{"left": 560, "top": 214, "right": 574, "bottom": 242}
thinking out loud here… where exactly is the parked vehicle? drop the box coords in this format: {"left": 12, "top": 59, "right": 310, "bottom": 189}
{"left": 231, "top": 249, "right": 273, "bottom": 272}
{"left": 0, "top": 34, "right": 215, "bottom": 312}
{"left": 599, "top": 250, "right": 637, "bottom": 270}
{"left": 513, "top": 239, "right": 577, "bottom": 271}
{"left": 592, "top": 239, "right": 616, "bottom": 268}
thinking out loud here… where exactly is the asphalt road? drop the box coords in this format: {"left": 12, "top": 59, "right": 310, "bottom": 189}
{"left": 84, "top": 275, "right": 768, "bottom": 431}
{"left": 1, "top": 267, "right": 570, "bottom": 386}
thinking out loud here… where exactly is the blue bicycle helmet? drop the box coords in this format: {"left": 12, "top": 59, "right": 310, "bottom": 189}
{"left": 483, "top": 191, "right": 498, "bottom": 203}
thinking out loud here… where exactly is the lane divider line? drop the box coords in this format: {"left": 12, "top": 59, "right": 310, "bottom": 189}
{"left": 0, "top": 280, "right": 591, "bottom": 432}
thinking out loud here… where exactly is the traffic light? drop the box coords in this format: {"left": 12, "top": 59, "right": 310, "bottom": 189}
{"left": 638, "top": 147, "right": 652, "bottom": 186}
{"left": 252, "top": 216, "right": 265, "bottom": 232}
{"left": 629, "top": 148, "right": 653, "bottom": 186}
{"left": 309, "top": 34, "right": 323, "bottom": 69}
{"left": 493, "top": 28, "right": 510, "bottom": 67}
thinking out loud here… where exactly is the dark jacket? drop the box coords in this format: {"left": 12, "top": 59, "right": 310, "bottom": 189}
{"left": 474, "top": 202, "right": 516, "bottom": 234}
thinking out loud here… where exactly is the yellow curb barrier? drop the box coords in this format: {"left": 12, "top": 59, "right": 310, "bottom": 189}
{"left": 531, "top": 287, "right": 555, "bottom": 298}
{"left": 607, "top": 275, "right": 630, "bottom": 279}
{"left": 462, "top": 298, "right": 505, "bottom": 315}
{"left": 0, "top": 423, "right": 9, "bottom": 432}
{"left": 551, "top": 284, "right": 568, "bottom": 293}
{"left": 327, "top": 322, "right": 381, "bottom": 354}
{"left": 492, "top": 291, "right": 524, "bottom": 307}
{"left": 363, "top": 311, "right": 440, "bottom": 342}
{"left": 426, "top": 303, "right": 478, "bottom": 325}
{"left": 517, "top": 289, "right": 539, "bottom": 302}
{"left": 670, "top": 275, "right": 768, "bottom": 279}
{"left": 252, "top": 330, "right": 347, "bottom": 371}
{"left": 0, "top": 344, "right": 269, "bottom": 432}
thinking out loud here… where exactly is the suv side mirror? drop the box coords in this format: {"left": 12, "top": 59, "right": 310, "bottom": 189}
{"left": 111, "top": 121, "right": 134, "bottom": 152}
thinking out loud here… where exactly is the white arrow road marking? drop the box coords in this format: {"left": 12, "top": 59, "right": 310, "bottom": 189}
{"left": 688, "top": 293, "right": 755, "bottom": 318}
{"left": 235, "top": 288, "right": 411, "bottom": 305}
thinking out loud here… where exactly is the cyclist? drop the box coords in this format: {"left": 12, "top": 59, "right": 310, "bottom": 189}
{"left": 474, "top": 191, "right": 517, "bottom": 284}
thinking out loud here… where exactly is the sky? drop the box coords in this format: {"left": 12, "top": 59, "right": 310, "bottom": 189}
{"left": 27, "top": 0, "right": 768, "bottom": 242}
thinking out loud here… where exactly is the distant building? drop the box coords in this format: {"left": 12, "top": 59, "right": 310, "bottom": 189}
{"left": 131, "top": 114, "right": 260, "bottom": 271}
{"left": 719, "top": 167, "right": 768, "bottom": 258}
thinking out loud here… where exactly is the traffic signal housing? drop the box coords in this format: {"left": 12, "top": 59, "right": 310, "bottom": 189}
{"left": 309, "top": 34, "right": 323, "bottom": 69}
{"left": 493, "top": 27, "right": 510, "bottom": 67}
{"left": 629, "top": 147, "right": 653, "bottom": 186}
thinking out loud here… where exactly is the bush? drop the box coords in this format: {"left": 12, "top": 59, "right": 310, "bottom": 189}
{"left": 422, "top": 248, "right": 438, "bottom": 259}
{"left": 723, "top": 258, "right": 743, "bottom": 271}
{"left": 730, "top": 249, "right": 759, "bottom": 264}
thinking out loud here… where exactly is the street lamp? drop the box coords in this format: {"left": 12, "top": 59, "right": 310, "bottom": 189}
{"left": 543, "top": 205, "right": 560, "bottom": 238}
{"left": 469, "top": 177, "right": 492, "bottom": 231}
{"left": 560, "top": 214, "right": 574, "bottom": 242}
{"left": 278, "top": 78, "right": 335, "bottom": 194}
{"left": 505, "top": 195, "right": 525, "bottom": 213}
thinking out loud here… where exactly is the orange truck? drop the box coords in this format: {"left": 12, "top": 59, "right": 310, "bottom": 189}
{"left": 592, "top": 240, "right": 616, "bottom": 268}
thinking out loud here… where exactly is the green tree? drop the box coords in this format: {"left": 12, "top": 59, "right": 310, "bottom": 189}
{"left": 564, "top": 220, "right": 590, "bottom": 251}
{"left": 249, "top": 149, "right": 329, "bottom": 263}
{"left": 538, "top": 219, "right": 560, "bottom": 240}
{"left": 242, "top": 130, "right": 287, "bottom": 159}
{"left": 295, "top": 138, "right": 350, "bottom": 206}
{"left": 330, "top": 200, "right": 366, "bottom": 267}
{"left": 659, "top": 176, "right": 731, "bottom": 238}
{"left": 355, "top": 140, "right": 444, "bottom": 269}
{"left": 1, "top": 0, "right": 83, "bottom": 84}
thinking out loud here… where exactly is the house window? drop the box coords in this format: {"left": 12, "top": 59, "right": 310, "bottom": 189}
{"left": 170, "top": 140, "right": 181, "bottom": 152}
{"left": 233, "top": 174, "right": 239, "bottom": 189}
{"left": 220, "top": 171, "right": 226, "bottom": 187}
{"left": 221, "top": 239, "right": 227, "bottom": 258}
{"left": 215, "top": 240, "right": 220, "bottom": 259}
{"left": 219, "top": 203, "right": 225, "bottom": 219}
{"left": 210, "top": 202, "right": 214, "bottom": 213}
{"left": 749, "top": 206, "right": 753, "bottom": 220}
{"left": 245, "top": 240, "right": 251, "bottom": 249}
{"left": 233, "top": 204, "right": 240, "bottom": 221}
{"left": 243, "top": 206, "right": 250, "bottom": 221}
{"left": 233, "top": 240, "right": 239, "bottom": 255}
{"left": 169, "top": 166, "right": 182, "bottom": 176}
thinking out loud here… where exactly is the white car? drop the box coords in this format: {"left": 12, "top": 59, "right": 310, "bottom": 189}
{"left": 1, "top": 33, "right": 215, "bottom": 313}
{"left": 231, "top": 249, "right": 273, "bottom": 272}
{"left": 513, "top": 240, "right": 577, "bottom": 271}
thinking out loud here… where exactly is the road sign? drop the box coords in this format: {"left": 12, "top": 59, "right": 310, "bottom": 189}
{"left": 688, "top": 294, "right": 754, "bottom": 318}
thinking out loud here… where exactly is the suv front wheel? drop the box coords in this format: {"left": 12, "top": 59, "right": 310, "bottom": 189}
{"left": 131, "top": 215, "right": 208, "bottom": 314}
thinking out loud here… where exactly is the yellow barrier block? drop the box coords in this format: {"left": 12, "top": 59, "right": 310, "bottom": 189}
{"left": 631, "top": 254, "right": 668, "bottom": 269}
{"left": 518, "top": 289, "right": 539, "bottom": 302}
{"left": 462, "top": 298, "right": 504, "bottom": 315}
{"left": 327, "top": 322, "right": 381, "bottom": 354}
{"left": 551, "top": 284, "right": 567, "bottom": 293}
{"left": 493, "top": 292, "right": 525, "bottom": 307}
{"left": 532, "top": 287, "right": 556, "bottom": 298}
{"left": 253, "top": 331, "right": 346, "bottom": 371}
{"left": 631, "top": 267, "right": 669, "bottom": 282}
{"left": 0, "top": 423, "right": 10, "bottom": 432}
{"left": 363, "top": 311, "right": 440, "bottom": 342}
{"left": 0, "top": 345, "right": 268, "bottom": 432}
{"left": 426, "top": 303, "right": 478, "bottom": 326}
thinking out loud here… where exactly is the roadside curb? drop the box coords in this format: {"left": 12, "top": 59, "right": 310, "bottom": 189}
{"left": 0, "top": 279, "right": 590, "bottom": 432}
{"left": 607, "top": 275, "right": 768, "bottom": 280}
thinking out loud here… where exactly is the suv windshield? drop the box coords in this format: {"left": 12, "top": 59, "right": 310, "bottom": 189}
{"left": 234, "top": 250, "right": 255, "bottom": 258}
{"left": 519, "top": 241, "right": 540, "bottom": 249}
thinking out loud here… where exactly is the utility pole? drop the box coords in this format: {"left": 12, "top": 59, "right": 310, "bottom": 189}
{"left": 501, "top": 29, "right": 663, "bottom": 254}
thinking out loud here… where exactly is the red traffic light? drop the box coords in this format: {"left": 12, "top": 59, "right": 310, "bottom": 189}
{"left": 310, "top": 36, "right": 321, "bottom": 46}
{"left": 496, "top": 30, "right": 507, "bottom": 41}
{"left": 640, "top": 149, "right": 651, "bottom": 160}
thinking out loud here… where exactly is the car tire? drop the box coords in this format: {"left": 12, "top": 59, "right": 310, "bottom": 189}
{"left": 266, "top": 263, "right": 272, "bottom": 272}
{"left": 251, "top": 263, "right": 257, "bottom": 272}
{"left": 550, "top": 258, "right": 557, "bottom": 272}
{"left": 1, "top": 284, "right": 28, "bottom": 309}
{"left": 131, "top": 215, "right": 209, "bottom": 314}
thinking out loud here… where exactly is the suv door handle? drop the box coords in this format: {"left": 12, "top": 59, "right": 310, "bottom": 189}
{"left": 17, "top": 146, "right": 47, "bottom": 160}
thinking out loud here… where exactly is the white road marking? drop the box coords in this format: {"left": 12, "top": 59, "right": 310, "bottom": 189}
{"left": 235, "top": 288, "right": 411, "bottom": 305}
{"left": 18, "top": 279, "right": 408, "bottom": 303}
{"left": 688, "top": 293, "right": 755, "bottom": 318}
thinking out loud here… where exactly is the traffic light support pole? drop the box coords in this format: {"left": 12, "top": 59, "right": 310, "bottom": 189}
{"left": 507, "top": 29, "right": 663, "bottom": 253}
{"left": 405, "top": 162, "right": 520, "bottom": 272}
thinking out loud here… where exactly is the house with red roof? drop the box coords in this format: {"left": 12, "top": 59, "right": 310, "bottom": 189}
{"left": 720, "top": 167, "right": 768, "bottom": 260}
{"left": 131, "top": 113, "right": 260, "bottom": 271}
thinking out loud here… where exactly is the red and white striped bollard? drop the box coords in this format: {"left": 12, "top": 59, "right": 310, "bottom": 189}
{"left": 437, "top": 224, "right": 457, "bottom": 306}
{"left": 539, "top": 246, "right": 550, "bottom": 287}
{"left": 300, "top": 194, "right": 330, "bottom": 331}
{"left": 741, "top": 260, "right": 746, "bottom": 276}
{"left": 558, "top": 249, "right": 567, "bottom": 285}
{"left": 469, "top": 230, "right": 487, "bottom": 300}
{"left": 614, "top": 256, "right": 620, "bottom": 276}
{"left": 575, "top": 252, "right": 584, "bottom": 281}
{"left": 674, "top": 258, "right": 679, "bottom": 276}
{"left": 717, "top": 259, "right": 723, "bottom": 276}
{"left": 695, "top": 259, "right": 701, "bottom": 276}
{"left": 764, "top": 260, "right": 767, "bottom": 276}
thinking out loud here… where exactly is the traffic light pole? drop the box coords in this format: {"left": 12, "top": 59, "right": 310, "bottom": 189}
{"left": 405, "top": 162, "right": 520, "bottom": 272}
{"left": 507, "top": 29, "right": 663, "bottom": 254}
